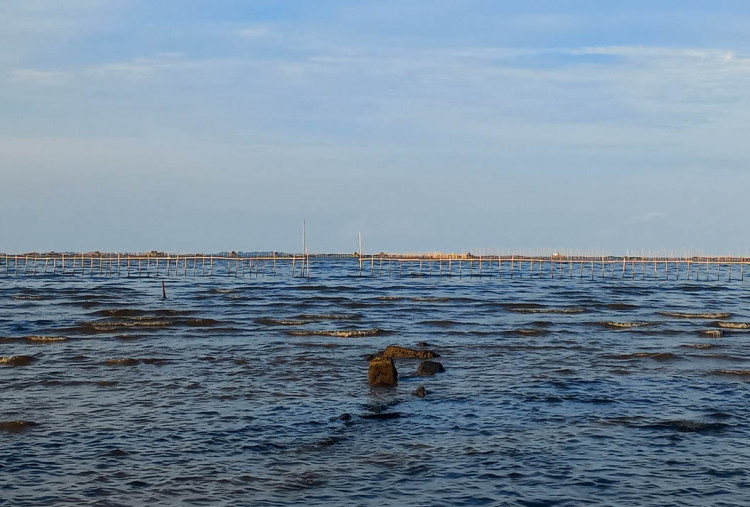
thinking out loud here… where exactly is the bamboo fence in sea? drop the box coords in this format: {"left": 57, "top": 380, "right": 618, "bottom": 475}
{"left": 1, "top": 252, "right": 750, "bottom": 282}
{"left": 356, "top": 254, "right": 750, "bottom": 281}
{"left": 0, "top": 253, "right": 310, "bottom": 279}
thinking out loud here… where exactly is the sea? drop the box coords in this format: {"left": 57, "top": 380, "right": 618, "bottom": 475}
{"left": 2, "top": 258, "right": 750, "bottom": 506}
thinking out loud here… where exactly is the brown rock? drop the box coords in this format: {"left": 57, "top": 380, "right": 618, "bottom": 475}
{"left": 382, "top": 345, "right": 439, "bottom": 360}
{"left": 0, "top": 355, "right": 35, "bottom": 367}
{"left": 368, "top": 356, "right": 398, "bottom": 386}
{"left": 0, "top": 420, "right": 38, "bottom": 433}
{"left": 416, "top": 360, "right": 445, "bottom": 376}
{"left": 413, "top": 386, "right": 426, "bottom": 398}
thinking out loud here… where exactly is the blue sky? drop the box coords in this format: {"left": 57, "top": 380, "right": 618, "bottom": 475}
{"left": 2, "top": 1, "right": 750, "bottom": 254}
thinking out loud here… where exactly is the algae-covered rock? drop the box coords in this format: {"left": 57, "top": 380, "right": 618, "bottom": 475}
{"left": 368, "top": 356, "right": 398, "bottom": 386}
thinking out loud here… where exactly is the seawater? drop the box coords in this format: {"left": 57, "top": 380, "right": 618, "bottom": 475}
{"left": 2, "top": 259, "right": 750, "bottom": 506}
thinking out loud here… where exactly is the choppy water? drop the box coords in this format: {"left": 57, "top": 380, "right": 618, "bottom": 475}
{"left": 2, "top": 259, "right": 750, "bottom": 506}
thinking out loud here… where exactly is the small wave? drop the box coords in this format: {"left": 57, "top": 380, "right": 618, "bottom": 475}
{"left": 660, "top": 311, "right": 731, "bottom": 319}
{"left": 681, "top": 343, "right": 719, "bottom": 349}
{"left": 712, "top": 369, "right": 750, "bottom": 377}
{"left": 607, "top": 352, "right": 677, "bottom": 361}
{"left": 597, "top": 321, "right": 652, "bottom": 329}
{"left": 256, "top": 318, "right": 310, "bottom": 326}
{"left": 699, "top": 330, "right": 723, "bottom": 338}
{"left": 72, "top": 318, "right": 175, "bottom": 333}
{"left": 0, "top": 355, "right": 36, "bottom": 366}
{"left": 508, "top": 307, "right": 585, "bottom": 314}
{"left": 679, "top": 285, "right": 726, "bottom": 292}
{"left": 418, "top": 320, "right": 462, "bottom": 327}
{"left": 12, "top": 294, "right": 45, "bottom": 301}
{"left": 499, "top": 302, "right": 543, "bottom": 309}
{"left": 0, "top": 420, "right": 39, "bottom": 433}
{"left": 26, "top": 336, "right": 67, "bottom": 343}
{"left": 105, "top": 358, "right": 168, "bottom": 366}
{"left": 91, "top": 309, "right": 147, "bottom": 317}
{"left": 645, "top": 420, "right": 730, "bottom": 433}
{"left": 717, "top": 322, "right": 750, "bottom": 329}
{"left": 605, "top": 303, "right": 639, "bottom": 310}
{"left": 378, "top": 296, "right": 403, "bottom": 301}
{"left": 296, "top": 313, "right": 362, "bottom": 321}
{"left": 185, "top": 318, "right": 221, "bottom": 327}
{"left": 694, "top": 353, "right": 744, "bottom": 361}
{"left": 286, "top": 328, "right": 383, "bottom": 338}
{"left": 503, "top": 329, "right": 551, "bottom": 337}
{"left": 96, "top": 320, "right": 173, "bottom": 329}
{"left": 115, "top": 334, "right": 147, "bottom": 341}
{"left": 410, "top": 297, "right": 449, "bottom": 302}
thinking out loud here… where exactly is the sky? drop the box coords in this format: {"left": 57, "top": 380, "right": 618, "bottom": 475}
{"left": 2, "top": 0, "right": 750, "bottom": 255}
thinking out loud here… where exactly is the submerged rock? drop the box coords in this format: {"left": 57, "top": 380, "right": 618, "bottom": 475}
{"left": 413, "top": 386, "right": 427, "bottom": 398}
{"left": 360, "top": 412, "right": 401, "bottom": 420}
{"left": 368, "top": 356, "right": 398, "bottom": 387}
{"left": 416, "top": 360, "right": 445, "bottom": 376}
{"left": 382, "top": 345, "right": 439, "bottom": 359}
{"left": 0, "top": 420, "right": 38, "bottom": 433}
{"left": 0, "top": 355, "right": 35, "bottom": 367}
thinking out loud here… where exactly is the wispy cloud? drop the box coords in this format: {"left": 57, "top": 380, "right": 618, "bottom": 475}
{"left": 10, "top": 68, "right": 69, "bottom": 86}
{"left": 626, "top": 211, "right": 667, "bottom": 225}
{"left": 232, "top": 24, "right": 274, "bottom": 39}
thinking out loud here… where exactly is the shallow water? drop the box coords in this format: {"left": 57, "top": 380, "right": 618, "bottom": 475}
{"left": 2, "top": 259, "right": 750, "bottom": 505}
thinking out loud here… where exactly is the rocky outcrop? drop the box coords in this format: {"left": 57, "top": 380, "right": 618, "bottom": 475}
{"left": 382, "top": 345, "right": 439, "bottom": 359}
{"left": 413, "top": 386, "right": 427, "bottom": 398}
{"left": 368, "top": 356, "right": 398, "bottom": 386}
{"left": 416, "top": 360, "right": 445, "bottom": 376}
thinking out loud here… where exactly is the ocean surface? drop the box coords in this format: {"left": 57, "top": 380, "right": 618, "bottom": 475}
{"left": 2, "top": 258, "right": 750, "bottom": 506}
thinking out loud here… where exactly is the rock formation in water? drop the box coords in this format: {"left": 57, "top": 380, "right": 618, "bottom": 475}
{"left": 368, "top": 356, "right": 398, "bottom": 386}
{"left": 382, "top": 345, "right": 439, "bottom": 359}
{"left": 416, "top": 360, "right": 445, "bottom": 376}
